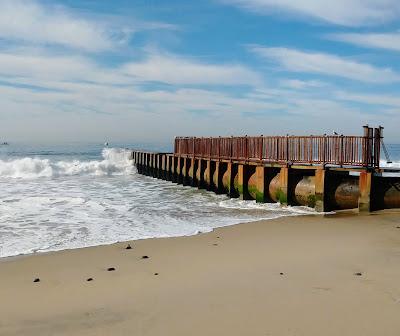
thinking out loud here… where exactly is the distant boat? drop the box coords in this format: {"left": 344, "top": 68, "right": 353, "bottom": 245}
{"left": 1, "top": 142, "right": 8, "bottom": 145}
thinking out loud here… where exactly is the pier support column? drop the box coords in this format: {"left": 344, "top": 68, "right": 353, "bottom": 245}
{"left": 359, "top": 171, "right": 373, "bottom": 212}
{"left": 196, "top": 159, "right": 205, "bottom": 189}
{"left": 213, "top": 162, "right": 224, "bottom": 194}
{"left": 176, "top": 156, "right": 183, "bottom": 184}
{"left": 204, "top": 160, "right": 212, "bottom": 190}
{"left": 188, "top": 158, "right": 196, "bottom": 186}
{"left": 171, "top": 156, "right": 177, "bottom": 182}
{"left": 255, "top": 166, "right": 266, "bottom": 203}
{"left": 182, "top": 157, "right": 191, "bottom": 186}
{"left": 226, "top": 163, "right": 237, "bottom": 198}
{"left": 152, "top": 154, "right": 157, "bottom": 177}
{"left": 143, "top": 153, "right": 149, "bottom": 175}
{"left": 278, "top": 167, "right": 289, "bottom": 205}
{"left": 141, "top": 152, "right": 145, "bottom": 174}
{"left": 160, "top": 155, "right": 166, "bottom": 180}
{"left": 315, "top": 168, "right": 326, "bottom": 212}
{"left": 166, "top": 156, "right": 172, "bottom": 181}
{"left": 156, "top": 154, "right": 162, "bottom": 178}
{"left": 237, "top": 164, "right": 251, "bottom": 200}
{"left": 136, "top": 153, "right": 141, "bottom": 173}
{"left": 149, "top": 153, "right": 154, "bottom": 176}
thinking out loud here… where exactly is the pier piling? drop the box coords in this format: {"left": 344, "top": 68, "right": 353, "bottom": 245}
{"left": 131, "top": 127, "right": 400, "bottom": 213}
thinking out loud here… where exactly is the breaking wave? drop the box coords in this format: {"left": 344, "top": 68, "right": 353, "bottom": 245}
{"left": 0, "top": 148, "right": 134, "bottom": 179}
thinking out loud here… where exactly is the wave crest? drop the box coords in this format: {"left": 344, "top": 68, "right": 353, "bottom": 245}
{"left": 0, "top": 148, "right": 134, "bottom": 179}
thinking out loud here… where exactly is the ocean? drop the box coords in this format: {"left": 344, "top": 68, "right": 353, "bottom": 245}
{"left": 0, "top": 143, "right": 399, "bottom": 258}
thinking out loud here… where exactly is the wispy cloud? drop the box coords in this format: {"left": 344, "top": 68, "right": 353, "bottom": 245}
{"left": 329, "top": 32, "right": 400, "bottom": 52}
{"left": 335, "top": 91, "right": 400, "bottom": 108}
{"left": 0, "top": 0, "right": 120, "bottom": 51}
{"left": 0, "top": 0, "right": 175, "bottom": 52}
{"left": 250, "top": 46, "right": 400, "bottom": 83}
{"left": 122, "top": 52, "right": 262, "bottom": 86}
{"left": 279, "top": 79, "right": 327, "bottom": 90}
{"left": 220, "top": 0, "right": 400, "bottom": 26}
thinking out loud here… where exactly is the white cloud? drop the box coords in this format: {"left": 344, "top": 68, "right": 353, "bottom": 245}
{"left": 251, "top": 46, "right": 400, "bottom": 83}
{"left": 329, "top": 32, "right": 400, "bottom": 52}
{"left": 279, "top": 79, "right": 327, "bottom": 90}
{"left": 0, "top": 49, "right": 262, "bottom": 87}
{"left": 121, "top": 53, "right": 262, "bottom": 86}
{"left": 335, "top": 91, "right": 400, "bottom": 108}
{"left": 221, "top": 0, "right": 400, "bottom": 26}
{"left": 0, "top": 0, "right": 122, "bottom": 51}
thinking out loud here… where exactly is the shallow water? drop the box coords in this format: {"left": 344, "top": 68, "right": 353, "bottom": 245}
{"left": 0, "top": 143, "right": 399, "bottom": 258}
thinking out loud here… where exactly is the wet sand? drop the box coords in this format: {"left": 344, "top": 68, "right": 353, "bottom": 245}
{"left": 1, "top": 211, "right": 400, "bottom": 336}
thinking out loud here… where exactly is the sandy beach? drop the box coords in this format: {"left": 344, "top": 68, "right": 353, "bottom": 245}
{"left": 1, "top": 211, "right": 400, "bottom": 336}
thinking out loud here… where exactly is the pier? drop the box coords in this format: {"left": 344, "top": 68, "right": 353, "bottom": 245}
{"left": 131, "top": 126, "right": 400, "bottom": 212}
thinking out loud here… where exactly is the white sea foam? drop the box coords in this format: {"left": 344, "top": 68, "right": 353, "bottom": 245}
{"left": 0, "top": 147, "right": 322, "bottom": 258}
{"left": 0, "top": 148, "right": 133, "bottom": 179}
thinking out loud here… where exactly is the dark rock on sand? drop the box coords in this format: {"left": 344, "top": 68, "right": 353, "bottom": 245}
{"left": 107, "top": 267, "right": 116, "bottom": 271}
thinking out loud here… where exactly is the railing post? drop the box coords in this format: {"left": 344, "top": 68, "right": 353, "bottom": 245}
{"left": 209, "top": 137, "right": 212, "bottom": 159}
{"left": 193, "top": 137, "right": 196, "bottom": 159}
{"left": 218, "top": 136, "right": 221, "bottom": 160}
{"left": 363, "top": 125, "right": 373, "bottom": 168}
{"left": 374, "top": 126, "right": 383, "bottom": 169}
{"left": 259, "top": 135, "right": 263, "bottom": 162}
{"left": 276, "top": 137, "right": 279, "bottom": 163}
{"left": 230, "top": 136, "right": 233, "bottom": 160}
{"left": 340, "top": 134, "right": 344, "bottom": 167}
{"left": 322, "top": 135, "right": 327, "bottom": 167}
{"left": 286, "top": 134, "right": 289, "bottom": 165}
{"left": 245, "top": 135, "right": 248, "bottom": 161}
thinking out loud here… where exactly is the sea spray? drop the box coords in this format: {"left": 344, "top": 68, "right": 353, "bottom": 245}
{"left": 0, "top": 148, "right": 133, "bottom": 179}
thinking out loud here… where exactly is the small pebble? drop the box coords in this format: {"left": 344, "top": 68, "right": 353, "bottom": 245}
{"left": 87, "top": 278, "right": 93, "bottom": 282}
{"left": 396, "top": 226, "right": 400, "bottom": 229}
{"left": 154, "top": 273, "right": 159, "bottom": 276}
{"left": 354, "top": 272, "right": 362, "bottom": 276}
{"left": 126, "top": 244, "right": 132, "bottom": 250}
{"left": 142, "top": 255, "right": 149, "bottom": 259}
{"left": 33, "top": 278, "right": 40, "bottom": 283}
{"left": 213, "top": 243, "right": 218, "bottom": 246}
{"left": 216, "top": 236, "right": 220, "bottom": 239}
{"left": 107, "top": 267, "right": 116, "bottom": 271}
{"left": 280, "top": 272, "right": 284, "bottom": 275}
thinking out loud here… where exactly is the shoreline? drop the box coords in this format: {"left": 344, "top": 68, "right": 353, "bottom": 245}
{"left": 0, "top": 208, "right": 392, "bottom": 263}
{"left": 0, "top": 207, "right": 323, "bottom": 262}
{"left": 1, "top": 211, "right": 400, "bottom": 335}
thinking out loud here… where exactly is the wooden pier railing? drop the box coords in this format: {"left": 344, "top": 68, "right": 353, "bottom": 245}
{"left": 174, "top": 126, "right": 383, "bottom": 168}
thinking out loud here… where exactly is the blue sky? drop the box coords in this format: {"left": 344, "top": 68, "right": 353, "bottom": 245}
{"left": 0, "top": 0, "right": 400, "bottom": 143}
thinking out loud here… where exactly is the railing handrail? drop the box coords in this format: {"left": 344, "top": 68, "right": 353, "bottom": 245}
{"left": 174, "top": 128, "right": 381, "bottom": 168}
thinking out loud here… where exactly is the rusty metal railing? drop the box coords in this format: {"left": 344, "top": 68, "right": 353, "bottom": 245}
{"left": 174, "top": 127, "right": 382, "bottom": 168}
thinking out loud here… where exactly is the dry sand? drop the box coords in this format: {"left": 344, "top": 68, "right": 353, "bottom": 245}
{"left": 1, "top": 211, "right": 400, "bottom": 336}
